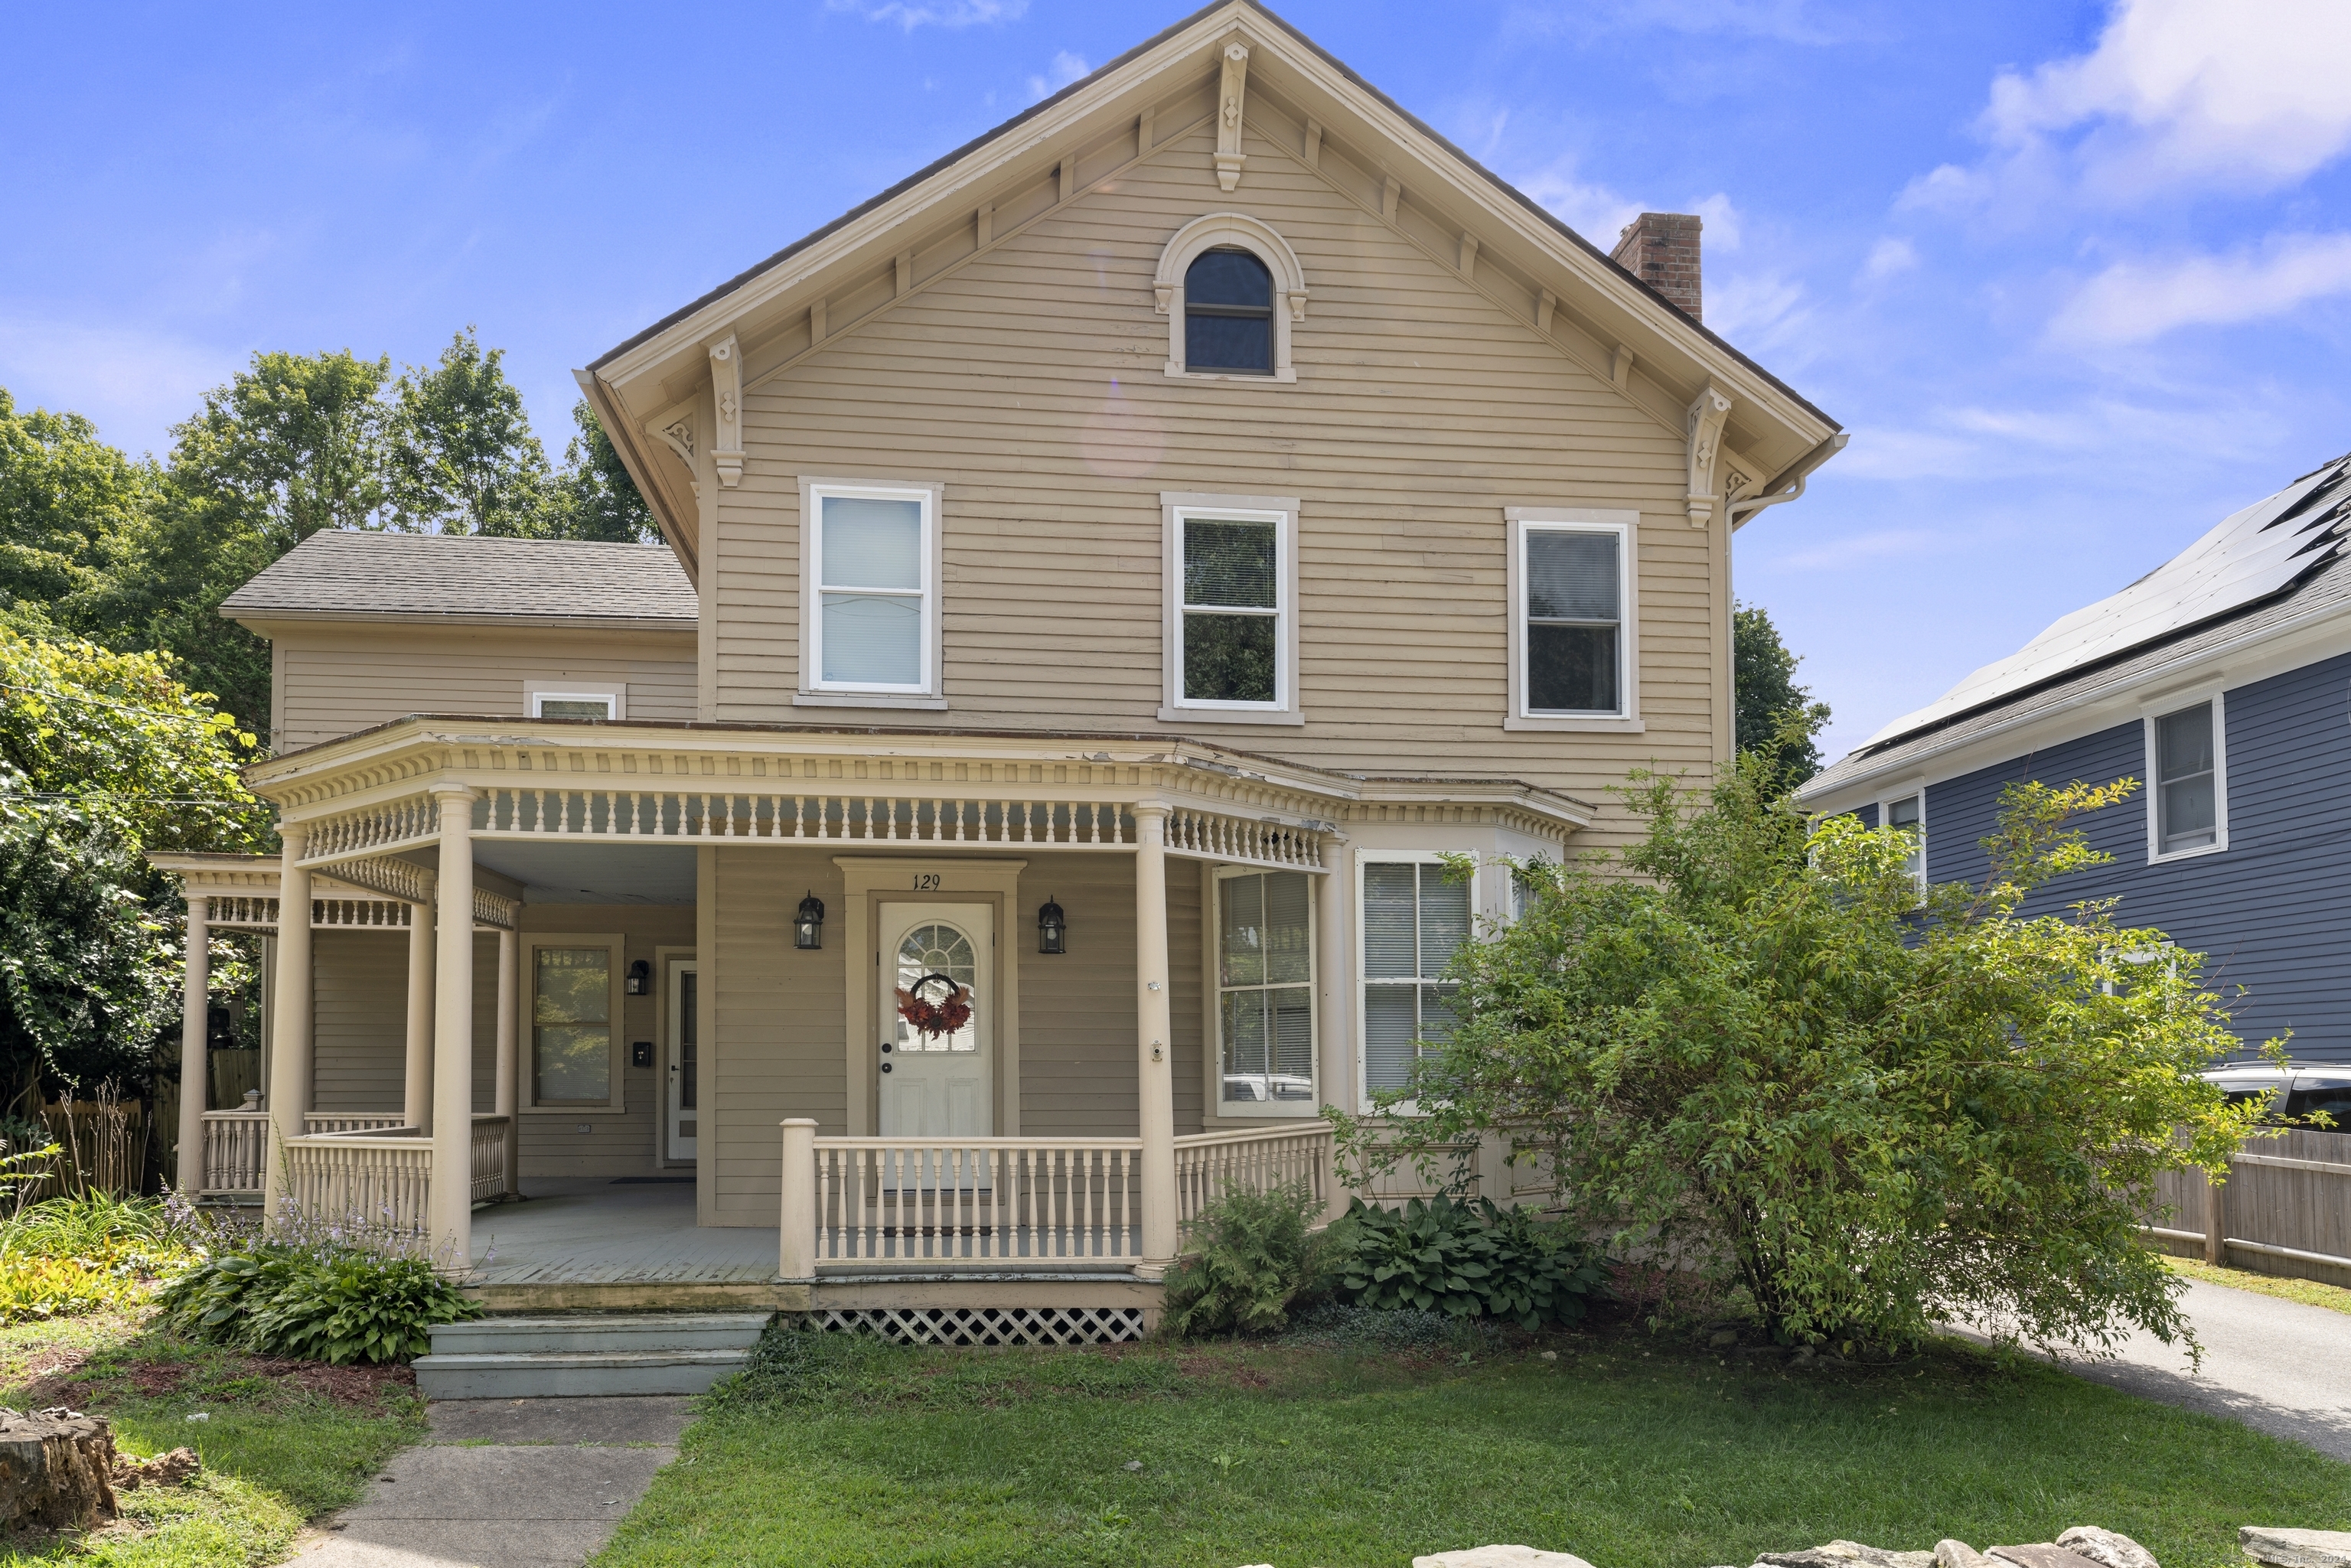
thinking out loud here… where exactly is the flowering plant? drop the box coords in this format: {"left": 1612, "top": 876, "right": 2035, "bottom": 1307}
{"left": 894, "top": 972, "right": 972, "bottom": 1039}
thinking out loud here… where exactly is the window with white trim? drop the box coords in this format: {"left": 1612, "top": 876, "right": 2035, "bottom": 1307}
{"left": 1173, "top": 505, "right": 1289, "bottom": 711}
{"left": 2152, "top": 700, "right": 2221, "bottom": 856}
{"left": 806, "top": 482, "right": 937, "bottom": 695}
{"left": 1361, "top": 859, "right": 1470, "bottom": 1099}
{"left": 1215, "top": 869, "right": 1316, "bottom": 1110}
{"left": 1506, "top": 511, "right": 1638, "bottom": 726}
{"left": 533, "top": 945, "right": 614, "bottom": 1106}
{"left": 1883, "top": 794, "right": 1924, "bottom": 887}
{"left": 530, "top": 693, "right": 615, "bottom": 720}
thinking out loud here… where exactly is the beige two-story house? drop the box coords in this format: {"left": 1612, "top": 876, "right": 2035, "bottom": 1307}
{"left": 161, "top": 0, "right": 1840, "bottom": 1337}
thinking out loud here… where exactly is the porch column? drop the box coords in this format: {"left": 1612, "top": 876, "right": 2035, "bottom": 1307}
{"left": 495, "top": 926, "right": 518, "bottom": 1198}
{"left": 403, "top": 872, "right": 437, "bottom": 1132}
{"left": 1316, "top": 851, "right": 1352, "bottom": 1225}
{"left": 176, "top": 892, "right": 210, "bottom": 1194}
{"left": 1133, "top": 805, "right": 1179, "bottom": 1266}
{"left": 427, "top": 787, "right": 478, "bottom": 1268}
{"left": 262, "top": 823, "right": 313, "bottom": 1226}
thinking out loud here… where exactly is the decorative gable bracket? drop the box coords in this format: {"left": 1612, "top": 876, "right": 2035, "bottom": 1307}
{"left": 709, "top": 335, "right": 745, "bottom": 489}
{"left": 1685, "top": 383, "right": 1733, "bottom": 528}
{"left": 1214, "top": 41, "right": 1250, "bottom": 193}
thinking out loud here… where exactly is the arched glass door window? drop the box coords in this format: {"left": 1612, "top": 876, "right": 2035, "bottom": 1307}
{"left": 894, "top": 922, "right": 978, "bottom": 1054}
{"left": 1185, "top": 248, "right": 1273, "bottom": 373}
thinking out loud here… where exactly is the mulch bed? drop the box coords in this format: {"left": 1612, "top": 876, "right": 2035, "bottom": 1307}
{"left": 28, "top": 1351, "right": 415, "bottom": 1411}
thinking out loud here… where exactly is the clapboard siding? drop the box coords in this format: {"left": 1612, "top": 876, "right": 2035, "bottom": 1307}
{"left": 275, "top": 627, "right": 696, "bottom": 751}
{"left": 311, "top": 931, "right": 497, "bottom": 1114}
{"left": 1923, "top": 651, "right": 2351, "bottom": 1057}
{"left": 708, "top": 122, "right": 1723, "bottom": 843}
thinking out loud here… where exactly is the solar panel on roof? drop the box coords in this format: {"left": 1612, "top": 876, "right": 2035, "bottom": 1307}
{"left": 1864, "top": 452, "right": 2351, "bottom": 747}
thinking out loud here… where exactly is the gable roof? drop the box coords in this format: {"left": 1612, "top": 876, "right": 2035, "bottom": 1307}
{"left": 576, "top": 0, "right": 1841, "bottom": 576}
{"left": 219, "top": 531, "right": 697, "bottom": 632}
{"left": 1798, "top": 452, "right": 2351, "bottom": 806}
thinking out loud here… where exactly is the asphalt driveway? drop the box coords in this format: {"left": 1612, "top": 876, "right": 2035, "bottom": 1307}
{"left": 2046, "top": 1276, "right": 2351, "bottom": 1460}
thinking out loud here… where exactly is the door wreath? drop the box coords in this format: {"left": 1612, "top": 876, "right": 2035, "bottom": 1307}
{"left": 895, "top": 971, "right": 973, "bottom": 1040}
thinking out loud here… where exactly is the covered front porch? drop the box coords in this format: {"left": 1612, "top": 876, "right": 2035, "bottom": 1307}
{"left": 191, "top": 718, "right": 1580, "bottom": 1320}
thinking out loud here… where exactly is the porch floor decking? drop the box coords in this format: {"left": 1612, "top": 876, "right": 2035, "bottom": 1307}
{"left": 470, "top": 1180, "right": 776, "bottom": 1288}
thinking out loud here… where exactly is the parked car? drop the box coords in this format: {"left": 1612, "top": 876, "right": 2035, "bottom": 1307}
{"left": 2199, "top": 1063, "right": 2351, "bottom": 1128}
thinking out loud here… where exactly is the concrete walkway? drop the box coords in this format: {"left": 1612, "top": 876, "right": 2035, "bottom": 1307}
{"left": 294, "top": 1396, "right": 690, "bottom": 1568}
{"left": 2046, "top": 1276, "right": 2351, "bottom": 1460}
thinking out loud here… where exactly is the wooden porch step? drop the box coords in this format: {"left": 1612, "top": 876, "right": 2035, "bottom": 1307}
{"left": 416, "top": 1312, "right": 771, "bottom": 1398}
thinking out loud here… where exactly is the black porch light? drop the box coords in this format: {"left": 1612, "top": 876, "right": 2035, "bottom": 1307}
{"left": 625, "top": 960, "right": 651, "bottom": 996}
{"left": 794, "top": 892, "right": 826, "bottom": 950}
{"left": 1037, "top": 896, "right": 1067, "bottom": 955}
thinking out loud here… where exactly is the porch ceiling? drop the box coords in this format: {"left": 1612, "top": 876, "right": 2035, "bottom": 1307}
{"left": 468, "top": 840, "right": 696, "bottom": 905}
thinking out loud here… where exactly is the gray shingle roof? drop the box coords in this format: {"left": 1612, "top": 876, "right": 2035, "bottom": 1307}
{"left": 1799, "top": 549, "right": 2351, "bottom": 802}
{"left": 219, "top": 531, "right": 696, "bottom": 628}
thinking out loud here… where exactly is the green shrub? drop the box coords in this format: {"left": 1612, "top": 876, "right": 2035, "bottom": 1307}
{"left": 1162, "top": 1182, "right": 1331, "bottom": 1338}
{"left": 1330, "top": 1195, "right": 1605, "bottom": 1329}
{"left": 0, "top": 1191, "right": 198, "bottom": 1322}
{"left": 157, "top": 1240, "right": 478, "bottom": 1364}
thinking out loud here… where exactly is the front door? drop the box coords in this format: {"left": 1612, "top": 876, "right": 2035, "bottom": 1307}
{"left": 877, "top": 903, "right": 993, "bottom": 1138}
{"left": 667, "top": 960, "right": 699, "bottom": 1160}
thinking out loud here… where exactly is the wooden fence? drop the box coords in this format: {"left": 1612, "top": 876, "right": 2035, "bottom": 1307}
{"left": 8, "top": 1095, "right": 149, "bottom": 1203}
{"left": 2144, "top": 1127, "right": 2351, "bottom": 1286}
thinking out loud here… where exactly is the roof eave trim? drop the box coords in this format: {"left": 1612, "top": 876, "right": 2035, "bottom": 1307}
{"left": 221, "top": 608, "right": 697, "bottom": 635}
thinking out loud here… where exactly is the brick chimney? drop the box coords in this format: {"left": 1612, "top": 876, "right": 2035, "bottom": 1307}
{"left": 1610, "top": 213, "right": 1702, "bottom": 321}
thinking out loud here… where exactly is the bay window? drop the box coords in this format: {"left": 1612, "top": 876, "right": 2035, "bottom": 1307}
{"left": 1215, "top": 869, "right": 1316, "bottom": 1110}
{"left": 1360, "top": 858, "right": 1471, "bottom": 1100}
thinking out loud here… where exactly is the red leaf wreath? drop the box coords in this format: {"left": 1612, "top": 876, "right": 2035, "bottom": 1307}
{"left": 895, "top": 972, "right": 972, "bottom": 1039}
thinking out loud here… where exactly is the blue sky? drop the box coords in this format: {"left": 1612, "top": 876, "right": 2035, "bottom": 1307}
{"left": 5, "top": 1, "right": 2348, "bottom": 761}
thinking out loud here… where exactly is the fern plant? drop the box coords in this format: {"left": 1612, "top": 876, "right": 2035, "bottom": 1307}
{"left": 1162, "top": 1182, "right": 1330, "bottom": 1338}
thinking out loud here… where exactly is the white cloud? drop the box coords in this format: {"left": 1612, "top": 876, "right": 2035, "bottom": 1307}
{"left": 0, "top": 313, "right": 243, "bottom": 458}
{"left": 2053, "top": 232, "right": 2351, "bottom": 344}
{"left": 1025, "top": 50, "right": 1089, "bottom": 102}
{"left": 1510, "top": 159, "right": 1642, "bottom": 250}
{"left": 1505, "top": 0, "right": 1847, "bottom": 47}
{"left": 1707, "top": 272, "right": 1808, "bottom": 352}
{"left": 1832, "top": 395, "right": 2284, "bottom": 483}
{"left": 827, "top": 0, "right": 1026, "bottom": 31}
{"left": 1860, "top": 236, "right": 1917, "bottom": 282}
{"left": 1690, "top": 191, "right": 1742, "bottom": 252}
{"left": 1913, "top": 0, "right": 2351, "bottom": 214}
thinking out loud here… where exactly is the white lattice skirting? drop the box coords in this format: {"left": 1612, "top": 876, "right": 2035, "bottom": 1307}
{"left": 806, "top": 1306, "right": 1146, "bottom": 1346}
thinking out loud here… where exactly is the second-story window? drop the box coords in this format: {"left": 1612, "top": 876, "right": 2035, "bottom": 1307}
{"left": 1884, "top": 794, "right": 1925, "bottom": 887}
{"left": 1177, "top": 507, "right": 1286, "bottom": 709}
{"left": 1185, "top": 248, "right": 1274, "bottom": 374}
{"left": 2152, "top": 699, "right": 2223, "bottom": 856}
{"left": 808, "top": 483, "right": 936, "bottom": 695}
{"left": 1505, "top": 510, "right": 1639, "bottom": 729}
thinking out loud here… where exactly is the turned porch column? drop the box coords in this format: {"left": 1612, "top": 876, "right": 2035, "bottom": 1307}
{"left": 262, "top": 824, "right": 313, "bottom": 1225}
{"left": 175, "top": 892, "right": 210, "bottom": 1194}
{"left": 427, "top": 788, "right": 478, "bottom": 1267}
{"left": 403, "top": 872, "right": 437, "bottom": 1133}
{"left": 1133, "top": 804, "right": 1179, "bottom": 1266}
{"left": 495, "top": 927, "right": 518, "bottom": 1197}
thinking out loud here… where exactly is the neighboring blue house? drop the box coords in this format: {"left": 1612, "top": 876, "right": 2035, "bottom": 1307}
{"left": 1795, "top": 452, "right": 2351, "bottom": 1064}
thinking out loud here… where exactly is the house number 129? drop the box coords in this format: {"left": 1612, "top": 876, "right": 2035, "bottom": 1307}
{"left": 911, "top": 873, "right": 942, "bottom": 891}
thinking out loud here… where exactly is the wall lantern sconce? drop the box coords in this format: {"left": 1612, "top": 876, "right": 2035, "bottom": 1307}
{"left": 624, "top": 960, "right": 651, "bottom": 996}
{"left": 1037, "top": 897, "right": 1067, "bottom": 955}
{"left": 795, "top": 892, "right": 827, "bottom": 950}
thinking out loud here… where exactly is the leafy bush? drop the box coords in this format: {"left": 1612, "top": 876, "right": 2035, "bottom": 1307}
{"left": 0, "top": 1191, "right": 196, "bottom": 1322}
{"left": 709, "top": 1319, "right": 889, "bottom": 1409}
{"left": 158, "top": 1240, "right": 479, "bottom": 1364}
{"left": 1329, "top": 1195, "right": 1605, "bottom": 1329}
{"left": 1162, "top": 1182, "right": 1332, "bottom": 1338}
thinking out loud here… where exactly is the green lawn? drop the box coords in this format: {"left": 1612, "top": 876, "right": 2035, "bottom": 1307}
{"left": 596, "top": 1320, "right": 2351, "bottom": 1568}
{"left": 2162, "top": 1255, "right": 2351, "bottom": 1318}
{"left": 0, "top": 1309, "right": 427, "bottom": 1567}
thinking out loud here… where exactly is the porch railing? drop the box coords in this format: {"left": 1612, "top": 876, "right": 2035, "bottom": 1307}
{"left": 304, "top": 1113, "right": 410, "bottom": 1135}
{"left": 259, "top": 1113, "right": 513, "bottom": 1231}
{"left": 811, "top": 1137, "right": 1143, "bottom": 1261}
{"left": 1171, "top": 1124, "right": 1335, "bottom": 1229}
{"left": 200, "top": 1110, "right": 269, "bottom": 1197}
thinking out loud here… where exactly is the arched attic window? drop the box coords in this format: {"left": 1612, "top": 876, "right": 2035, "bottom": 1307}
{"left": 1185, "top": 249, "right": 1273, "bottom": 373}
{"left": 1155, "top": 213, "right": 1307, "bottom": 383}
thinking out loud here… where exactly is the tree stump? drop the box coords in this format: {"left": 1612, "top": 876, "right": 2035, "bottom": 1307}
{"left": 0, "top": 1408, "right": 117, "bottom": 1532}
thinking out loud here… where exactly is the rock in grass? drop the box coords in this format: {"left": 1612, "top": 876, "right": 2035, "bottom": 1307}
{"left": 1414, "top": 1547, "right": 1598, "bottom": 1568}
{"left": 0, "top": 1407, "right": 118, "bottom": 1531}
{"left": 1990, "top": 1546, "right": 2105, "bottom": 1568}
{"left": 2239, "top": 1528, "right": 2351, "bottom": 1568}
{"left": 1939, "top": 1541, "right": 1997, "bottom": 1568}
{"left": 2057, "top": 1527, "right": 2160, "bottom": 1568}
{"left": 1762, "top": 1542, "right": 1935, "bottom": 1568}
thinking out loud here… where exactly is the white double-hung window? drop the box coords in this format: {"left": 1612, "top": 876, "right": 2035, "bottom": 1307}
{"left": 2147, "top": 696, "right": 2227, "bottom": 859}
{"left": 801, "top": 480, "right": 942, "bottom": 700}
{"left": 1359, "top": 857, "right": 1471, "bottom": 1103}
{"left": 1505, "top": 509, "right": 1638, "bottom": 729}
{"left": 1160, "top": 493, "right": 1302, "bottom": 724}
